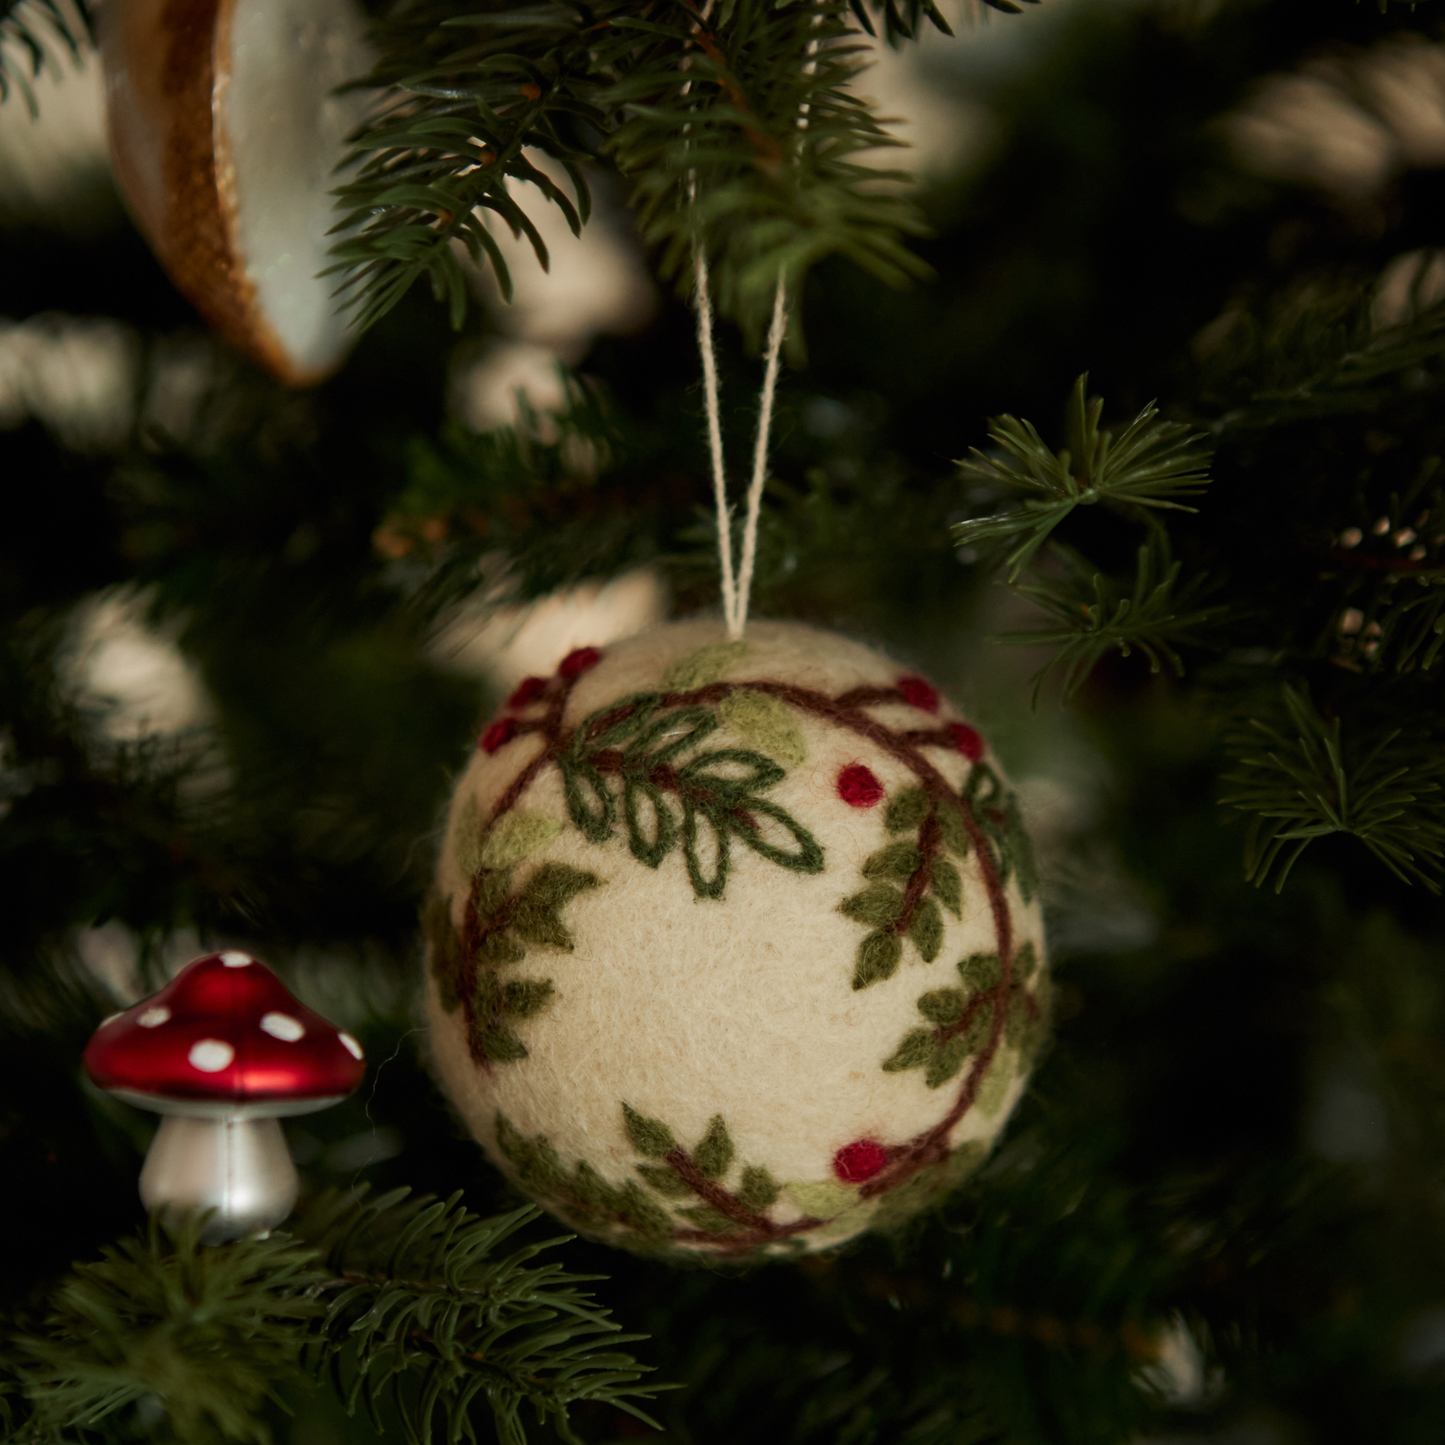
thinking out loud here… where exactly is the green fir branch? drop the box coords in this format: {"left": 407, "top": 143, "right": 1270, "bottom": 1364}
{"left": 996, "top": 536, "right": 1226, "bottom": 704}
{"left": 328, "top": 1, "right": 931, "bottom": 339}
{"left": 0, "top": 0, "right": 91, "bottom": 115}
{"left": 955, "top": 375, "right": 1214, "bottom": 581}
{"left": 1220, "top": 686, "right": 1445, "bottom": 894}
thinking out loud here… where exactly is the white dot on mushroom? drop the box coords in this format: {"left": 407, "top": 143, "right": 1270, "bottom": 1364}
{"left": 139, "top": 1006, "right": 171, "bottom": 1028}
{"left": 339, "top": 1032, "right": 363, "bottom": 1060}
{"left": 260, "top": 1012, "right": 305, "bottom": 1042}
{"left": 188, "top": 1039, "right": 235, "bottom": 1072}
{"left": 220, "top": 951, "right": 253, "bottom": 968}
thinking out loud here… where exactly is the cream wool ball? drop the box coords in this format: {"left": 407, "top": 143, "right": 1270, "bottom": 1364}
{"left": 425, "top": 619, "right": 1049, "bottom": 1260}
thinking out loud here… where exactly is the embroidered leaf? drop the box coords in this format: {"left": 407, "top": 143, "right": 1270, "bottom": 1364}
{"left": 477, "top": 869, "right": 511, "bottom": 919}
{"left": 733, "top": 797, "right": 825, "bottom": 873}
{"left": 840, "top": 884, "right": 906, "bottom": 929}
{"left": 662, "top": 641, "right": 750, "bottom": 691}
{"left": 692, "top": 1116, "right": 735, "bottom": 1180}
{"left": 784, "top": 1179, "right": 858, "bottom": 1219}
{"left": 682, "top": 801, "right": 730, "bottom": 899}
{"left": 976, "top": 1050, "right": 1018, "bottom": 1118}
{"left": 929, "top": 856, "right": 963, "bottom": 916}
{"left": 511, "top": 863, "right": 601, "bottom": 948}
{"left": 623, "top": 1103, "right": 677, "bottom": 1158}
{"left": 882, "top": 1028, "right": 934, "bottom": 1072}
{"left": 885, "top": 787, "right": 930, "bottom": 834}
{"left": 560, "top": 760, "right": 616, "bottom": 842}
{"left": 938, "top": 805, "right": 970, "bottom": 858}
{"left": 480, "top": 811, "right": 563, "bottom": 869}
{"left": 617, "top": 1180, "right": 675, "bottom": 1238}
{"left": 628, "top": 705, "right": 719, "bottom": 764}
{"left": 720, "top": 690, "right": 807, "bottom": 767}
{"left": 909, "top": 897, "right": 944, "bottom": 962}
{"left": 959, "top": 951, "right": 1003, "bottom": 992}
{"left": 623, "top": 777, "right": 675, "bottom": 867}
{"left": 678, "top": 747, "right": 785, "bottom": 800}
{"left": 473, "top": 1021, "right": 529, "bottom": 1063}
{"left": 1014, "top": 939, "right": 1040, "bottom": 983}
{"left": 864, "top": 841, "right": 922, "bottom": 880}
{"left": 453, "top": 797, "right": 487, "bottom": 876}
{"left": 917, "top": 988, "right": 966, "bottom": 1026}
{"left": 479, "top": 931, "right": 526, "bottom": 966}
{"left": 496, "top": 1114, "right": 570, "bottom": 1195}
{"left": 926, "top": 1035, "right": 971, "bottom": 1089}
{"left": 676, "top": 1204, "right": 735, "bottom": 1234}
{"left": 853, "top": 930, "right": 903, "bottom": 989}
{"left": 423, "top": 891, "right": 463, "bottom": 1013}
{"left": 737, "top": 1165, "right": 780, "bottom": 1213}
{"left": 502, "top": 978, "right": 555, "bottom": 1018}
{"left": 636, "top": 1163, "right": 692, "bottom": 1198}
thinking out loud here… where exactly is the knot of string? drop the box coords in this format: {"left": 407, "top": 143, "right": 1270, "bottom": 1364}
{"left": 691, "top": 10, "right": 819, "bottom": 640}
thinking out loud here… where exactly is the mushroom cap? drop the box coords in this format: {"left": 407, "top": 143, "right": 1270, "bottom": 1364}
{"left": 84, "top": 951, "right": 366, "bottom": 1118}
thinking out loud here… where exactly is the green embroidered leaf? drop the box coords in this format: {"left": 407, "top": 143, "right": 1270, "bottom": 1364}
{"left": 617, "top": 1180, "right": 674, "bottom": 1238}
{"left": 737, "top": 1165, "right": 780, "bottom": 1213}
{"left": 959, "top": 951, "right": 1003, "bottom": 992}
{"left": 479, "top": 930, "right": 526, "bottom": 966}
{"left": 719, "top": 690, "right": 807, "bottom": 767}
{"left": 628, "top": 705, "right": 719, "bottom": 764}
{"left": 662, "top": 640, "right": 750, "bottom": 691}
{"left": 623, "top": 1103, "right": 677, "bottom": 1158}
{"left": 453, "top": 797, "right": 487, "bottom": 877}
{"left": 853, "top": 930, "right": 903, "bottom": 989}
{"left": 938, "top": 805, "right": 970, "bottom": 858}
{"left": 840, "top": 884, "right": 906, "bottom": 928}
{"left": 864, "top": 841, "right": 922, "bottom": 879}
{"left": 570, "top": 1160, "right": 618, "bottom": 1212}
{"left": 560, "top": 759, "right": 616, "bottom": 842}
{"left": 474, "top": 1023, "right": 529, "bottom": 1064}
{"left": 926, "top": 1035, "right": 971, "bottom": 1089}
{"left": 784, "top": 1179, "right": 859, "bottom": 1219}
{"left": 575, "top": 692, "right": 660, "bottom": 751}
{"left": 909, "top": 897, "right": 944, "bottom": 962}
{"left": 882, "top": 1028, "right": 934, "bottom": 1072}
{"left": 511, "top": 863, "right": 601, "bottom": 949}
{"left": 1014, "top": 939, "right": 1040, "bottom": 983}
{"left": 636, "top": 1163, "right": 692, "bottom": 1198}
{"left": 678, "top": 747, "right": 785, "bottom": 800}
{"left": 477, "top": 869, "right": 511, "bottom": 919}
{"left": 623, "top": 777, "right": 675, "bottom": 867}
{"left": 423, "top": 891, "right": 462, "bottom": 1013}
{"left": 917, "top": 988, "right": 966, "bottom": 1026}
{"left": 682, "top": 800, "right": 730, "bottom": 899}
{"left": 962, "top": 1001, "right": 995, "bottom": 1052}
{"left": 885, "top": 787, "right": 930, "bottom": 834}
{"left": 1003, "top": 792, "right": 1040, "bottom": 903}
{"left": 481, "top": 811, "right": 563, "bottom": 869}
{"left": 676, "top": 1204, "right": 736, "bottom": 1234}
{"left": 495, "top": 1115, "right": 571, "bottom": 1196}
{"left": 732, "top": 797, "right": 825, "bottom": 874}
{"left": 501, "top": 978, "right": 555, "bottom": 1018}
{"left": 929, "top": 856, "right": 963, "bottom": 916}
{"left": 692, "top": 1116, "right": 735, "bottom": 1180}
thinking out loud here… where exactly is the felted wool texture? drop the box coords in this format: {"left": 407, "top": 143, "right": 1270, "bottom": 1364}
{"left": 425, "top": 619, "right": 1050, "bottom": 1260}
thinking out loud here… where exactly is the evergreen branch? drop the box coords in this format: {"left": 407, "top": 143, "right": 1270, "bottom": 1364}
{"left": 327, "top": 1, "right": 931, "bottom": 339}
{"left": 295, "top": 1187, "right": 668, "bottom": 1445}
{"left": 0, "top": 0, "right": 91, "bottom": 115}
{"left": 996, "top": 536, "right": 1225, "bottom": 704}
{"left": 955, "top": 375, "right": 1214, "bottom": 581}
{"left": 1219, "top": 686, "right": 1445, "bottom": 894}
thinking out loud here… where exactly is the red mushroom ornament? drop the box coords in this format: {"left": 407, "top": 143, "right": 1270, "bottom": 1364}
{"left": 84, "top": 950, "right": 365, "bottom": 1242}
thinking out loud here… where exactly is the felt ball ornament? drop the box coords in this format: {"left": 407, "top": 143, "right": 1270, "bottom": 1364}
{"left": 425, "top": 620, "right": 1050, "bottom": 1260}
{"left": 99, "top": 0, "right": 374, "bottom": 384}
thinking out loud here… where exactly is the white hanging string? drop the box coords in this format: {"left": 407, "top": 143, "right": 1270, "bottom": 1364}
{"left": 693, "top": 14, "right": 820, "bottom": 640}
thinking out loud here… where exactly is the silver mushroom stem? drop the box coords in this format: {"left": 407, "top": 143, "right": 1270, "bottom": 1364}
{"left": 139, "top": 1114, "right": 298, "bottom": 1244}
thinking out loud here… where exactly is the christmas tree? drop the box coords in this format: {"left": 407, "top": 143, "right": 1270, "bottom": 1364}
{"left": 5, "top": 0, "right": 1445, "bottom": 1440}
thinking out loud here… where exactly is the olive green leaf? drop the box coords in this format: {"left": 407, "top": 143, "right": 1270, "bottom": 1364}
{"left": 885, "top": 787, "right": 930, "bottom": 834}
{"left": 720, "top": 690, "right": 807, "bottom": 767}
{"left": 909, "top": 897, "right": 944, "bottom": 962}
{"left": 693, "top": 1116, "right": 735, "bottom": 1180}
{"left": 511, "top": 864, "right": 602, "bottom": 949}
{"left": 454, "top": 797, "right": 487, "bottom": 876}
{"left": 840, "top": 884, "right": 906, "bottom": 929}
{"left": 925, "top": 1036, "right": 971, "bottom": 1089}
{"left": 784, "top": 1179, "right": 859, "bottom": 1219}
{"left": 929, "top": 856, "right": 963, "bottom": 916}
{"left": 959, "top": 951, "right": 1002, "bottom": 992}
{"left": 853, "top": 930, "right": 903, "bottom": 989}
{"left": 938, "top": 806, "right": 970, "bottom": 858}
{"left": 622, "top": 1103, "right": 677, "bottom": 1158}
{"left": 481, "top": 811, "right": 563, "bottom": 869}
{"left": 636, "top": 1163, "right": 692, "bottom": 1198}
{"left": 737, "top": 1165, "right": 781, "bottom": 1213}
{"left": 864, "top": 841, "right": 922, "bottom": 879}
{"left": 677, "top": 1204, "right": 734, "bottom": 1234}
{"left": 882, "top": 1028, "right": 935, "bottom": 1072}
{"left": 662, "top": 641, "right": 750, "bottom": 691}
{"left": 917, "top": 988, "right": 966, "bottom": 1026}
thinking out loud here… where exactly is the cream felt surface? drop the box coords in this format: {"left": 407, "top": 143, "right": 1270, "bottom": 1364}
{"left": 426, "top": 619, "right": 1049, "bottom": 1259}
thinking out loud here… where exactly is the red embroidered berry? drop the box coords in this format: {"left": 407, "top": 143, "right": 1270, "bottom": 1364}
{"left": 559, "top": 646, "right": 602, "bottom": 679}
{"left": 837, "top": 764, "right": 884, "bottom": 808}
{"left": 479, "top": 717, "right": 517, "bottom": 754}
{"left": 833, "top": 1139, "right": 888, "bottom": 1184}
{"left": 897, "top": 675, "right": 939, "bottom": 713}
{"left": 948, "top": 722, "right": 984, "bottom": 761}
{"left": 507, "top": 676, "right": 547, "bottom": 709}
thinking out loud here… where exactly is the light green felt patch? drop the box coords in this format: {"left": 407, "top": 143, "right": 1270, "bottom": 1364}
{"left": 785, "top": 1179, "right": 859, "bottom": 1219}
{"left": 976, "top": 1047, "right": 1019, "bottom": 1118}
{"left": 481, "top": 811, "right": 563, "bottom": 869}
{"left": 662, "top": 641, "right": 749, "bottom": 691}
{"left": 453, "top": 798, "right": 486, "bottom": 877}
{"left": 719, "top": 690, "right": 807, "bottom": 766}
